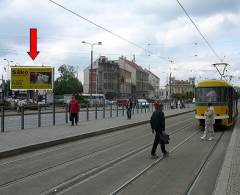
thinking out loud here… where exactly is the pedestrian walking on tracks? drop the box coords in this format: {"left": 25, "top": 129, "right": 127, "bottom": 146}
{"left": 68, "top": 95, "right": 80, "bottom": 126}
{"left": 201, "top": 103, "right": 215, "bottom": 141}
{"left": 150, "top": 102, "right": 169, "bottom": 159}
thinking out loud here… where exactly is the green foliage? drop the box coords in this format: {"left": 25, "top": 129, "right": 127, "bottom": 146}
{"left": 171, "top": 93, "right": 183, "bottom": 99}
{"left": 75, "top": 94, "right": 89, "bottom": 107}
{"left": 54, "top": 64, "right": 83, "bottom": 95}
{"left": 171, "top": 92, "right": 194, "bottom": 100}
{"left": 0, "top": 80, "right": 11, "bottom": 96}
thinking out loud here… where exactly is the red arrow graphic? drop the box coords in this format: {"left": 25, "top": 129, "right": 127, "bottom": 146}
{"left": 27, "top": 28, "right": 40, "bottom": 60}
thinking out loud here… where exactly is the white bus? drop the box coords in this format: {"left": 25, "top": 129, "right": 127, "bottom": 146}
{"left": 82, "top": 94, "right": 105, "bottom": 105}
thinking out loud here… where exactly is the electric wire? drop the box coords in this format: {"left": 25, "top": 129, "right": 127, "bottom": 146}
{"left": 175, "top": 0, "right": 222, "bottom": 62}
{"left": 48, "top": 0, "right": 150, "bottom": 55}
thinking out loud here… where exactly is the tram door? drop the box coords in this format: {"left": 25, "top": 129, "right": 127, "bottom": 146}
{"left": 228, "top": 88, "right": 233, "bottom": 123}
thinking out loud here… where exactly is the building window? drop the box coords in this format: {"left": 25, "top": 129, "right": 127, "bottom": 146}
{"left": 104, "top": 83, "right": 107, "bottom": 89}
{"left": 104, "top": 73, "right": 107, "bottom": 79}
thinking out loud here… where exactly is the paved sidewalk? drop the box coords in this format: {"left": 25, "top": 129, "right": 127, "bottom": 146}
{"left": 0, "top": 108, "right": 193, "bottom": 158}
{"left": 213, "top": 118, "right": 240, "bottom": 195}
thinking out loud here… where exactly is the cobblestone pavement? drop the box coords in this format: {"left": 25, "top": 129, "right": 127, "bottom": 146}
{"left": 227, "top": 122, "right": 240, "bottom": 195}
{"left": 214, "top": 118, "right": 240, "bottom": 195}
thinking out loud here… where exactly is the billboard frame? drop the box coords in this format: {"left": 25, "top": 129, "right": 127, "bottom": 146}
{"left": 10, "top": 66, "right": 54, "bottom": 91}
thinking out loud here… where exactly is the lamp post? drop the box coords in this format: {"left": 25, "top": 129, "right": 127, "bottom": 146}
{"left": 168, "top": 60, "right": 175, "bottom": 100}
{"left": 3, "top": 59, "right": 13, "bottom": 80}
{"left": 82, "top": 41, "right": 102, "bottom": 98}
{"left": 2, "top": 59, "right": 13, "bottom": 98}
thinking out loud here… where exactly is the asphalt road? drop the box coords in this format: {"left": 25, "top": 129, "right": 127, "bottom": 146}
{"left": 0, "top": 112, "right": 232, "bottom": 195}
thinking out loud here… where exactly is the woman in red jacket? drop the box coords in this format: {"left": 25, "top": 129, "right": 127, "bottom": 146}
{"left": 68, "top": 96, "right": 80, "bottom": 126}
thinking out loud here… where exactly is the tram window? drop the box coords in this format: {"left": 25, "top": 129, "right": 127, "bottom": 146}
{"left": 196, "top": 87, "right": 227, "bottom": 102}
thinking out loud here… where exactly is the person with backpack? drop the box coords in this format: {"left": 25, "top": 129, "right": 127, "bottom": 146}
{"left": 68, "top": 95, "right": 80, "bottom": 126}
{"left": 150, "top": 102, "right": 169, "bottom": 159}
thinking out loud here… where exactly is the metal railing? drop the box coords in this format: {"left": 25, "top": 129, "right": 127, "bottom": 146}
{"left": 0, "top": 102, "right": 192, "bottom": 132}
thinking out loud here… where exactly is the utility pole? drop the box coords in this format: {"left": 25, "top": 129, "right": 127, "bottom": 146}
{"left": 169, "top": 72, "right": 172, "bottom": 100}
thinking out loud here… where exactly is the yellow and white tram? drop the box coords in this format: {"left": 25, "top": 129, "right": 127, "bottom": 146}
{"left": 195, "top": 80, "right": 238, "bottom": 127}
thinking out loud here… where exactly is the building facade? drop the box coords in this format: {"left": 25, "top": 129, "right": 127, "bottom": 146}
{"left": 159, "top": 88, "right": 168, "bottom": 100}
{"left": 146, "top": 69, "right": 160, "bottom": 98}
{"left": 84, "top": 56, "right": 160, "bottom": 99}
{"left": 165, "top": 78, "right": 194, "bottom": 99}
{"left": 84, "top": 56, "right": 132, "bottom": 98}
{"left": 96, "top": 56, "right": 119, "bottom": 97}
{"left": 118, "top": 57, "right": 149, "bottom": 98}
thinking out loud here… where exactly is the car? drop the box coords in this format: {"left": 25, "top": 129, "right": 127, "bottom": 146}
{"left": 137, "top": 99, "right": 149, "bottom": 108}
{"left": 117, "top": 98, "right": 128, "bottom": 107}
{"left": 105, "top": 99, "right": 115, "bottom": 105}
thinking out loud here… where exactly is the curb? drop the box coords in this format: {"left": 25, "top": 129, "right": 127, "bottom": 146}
{"left": 0, "top": 110, "right": 194, "bottom": 159}
{"left": 212, "top": 125, "right": 239, "bottom": 195}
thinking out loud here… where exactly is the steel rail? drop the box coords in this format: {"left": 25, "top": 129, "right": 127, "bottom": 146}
{"left": 41, "top": 124, "right": 197, "bottom": 195}
{"left": 185, "top": 131, "right": 225, "bottom": 195}
{"left": 110, "top": 129, "right": 201, "bottom": 195}
{"left": 0, "top": 117, "right": 193, "bottom": 167}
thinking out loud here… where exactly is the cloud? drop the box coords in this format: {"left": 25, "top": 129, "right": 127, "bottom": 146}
{"left": 0, "top": 0, "right": 239, "bottom": 86}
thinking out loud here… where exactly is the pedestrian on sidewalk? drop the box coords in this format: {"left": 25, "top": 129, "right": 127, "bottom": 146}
{"left": 127, "top": 98, "right": 133, "bottom": 119}
{"left": 68, "top": 95, "right": 80, "bottom": 126}
{"left": 177, "top": 100, "right": 181, "bottom": 109}
{"left": 150, "top": 102, "right": 169, "bottom": 159}
{"left": 201, "top": 103, "right": 215, "bottom": 141}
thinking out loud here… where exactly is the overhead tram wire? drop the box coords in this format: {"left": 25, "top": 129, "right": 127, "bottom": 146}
{"left": 48, "top": 0, "right": 152, "bottom": 56}
{"left": 48, "top": 0, "right": 174, "bottom": 61}
{"left": 175, "top": 0, "right": 222, "bottom": 62}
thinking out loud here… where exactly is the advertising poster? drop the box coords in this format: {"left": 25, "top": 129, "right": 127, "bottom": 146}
{"left": 10, "top": 67, "right": 53, "bottom": 90}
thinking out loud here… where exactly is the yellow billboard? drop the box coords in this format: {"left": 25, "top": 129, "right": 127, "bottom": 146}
{"left": 10, "top": 66, "right": 53, "bottom": 90}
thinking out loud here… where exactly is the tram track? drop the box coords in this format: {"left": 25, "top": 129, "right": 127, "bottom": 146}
{"left": 0, "top": 116, "right": 193, "bottom": 167}
{"left": 0, "top": 114, "right": 195, "bottom": 194}
{"left": 185, "top": 131, "right": 225, "bottom": 195}
{"left": 40, "top": 124, "right": 199, "bottom": 194}
{"left": 110, "top": 129, "right": 201, "bottom": 195}
{"left": 112, "top": 130, "right": 227, "bottom": 195}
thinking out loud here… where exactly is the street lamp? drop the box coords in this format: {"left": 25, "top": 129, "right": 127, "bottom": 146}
{"left": 168, "top": 59, "right": 175, "bottom": 101}
{"left": 82, "top": 41, "right": 102, "bottom": 98}
{"left": 3, "top": 58, "right": 13, "bottom": 80}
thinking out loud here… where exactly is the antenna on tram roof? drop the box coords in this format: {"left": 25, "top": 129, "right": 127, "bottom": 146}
{"left": 212, "top": 62, "right": 230, "bottom": 80}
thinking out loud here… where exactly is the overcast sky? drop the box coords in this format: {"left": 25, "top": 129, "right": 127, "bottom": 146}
{"left": 0, "top": 0, "right": 239, "bottom": 86}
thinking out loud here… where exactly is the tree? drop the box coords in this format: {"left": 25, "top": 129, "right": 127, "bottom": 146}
{"left": 54, "top": 64, "right": 83, "bottom": 95}
{"left": 171, "top": 93, "right": 182, "bottom": 100}
{"left": 0, "top": 80, "right": 11, "bottom": 97}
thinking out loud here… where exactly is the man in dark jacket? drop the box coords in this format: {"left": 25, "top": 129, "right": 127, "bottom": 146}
{"left": 68, "top": 96, "right": 80, "bottom": 126}
{"left": 127, "top": 98, "right": 133, "bottom": 119}
{"left": 150, "top": 103, "right": 169, "bottom": 159}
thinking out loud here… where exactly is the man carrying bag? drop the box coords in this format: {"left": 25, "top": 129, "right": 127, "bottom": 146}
{"left": 150, "top": 102, "right": 169, "bottom": 159}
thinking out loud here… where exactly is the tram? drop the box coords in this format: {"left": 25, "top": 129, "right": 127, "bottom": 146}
{"left": 195, "top": 80, "right": 238, "bottom": 127}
